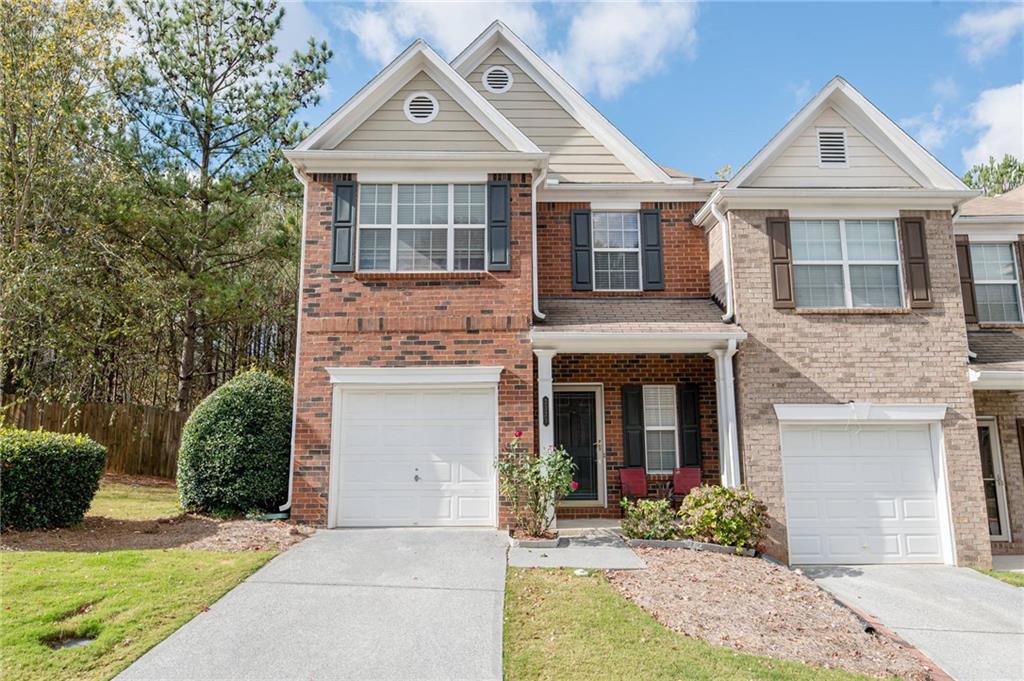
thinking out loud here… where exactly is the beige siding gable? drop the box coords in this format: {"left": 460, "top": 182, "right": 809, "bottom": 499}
{"left": 335, "top": 71, "right": 504, "bottom": 152}
{"left": 748, "top": 107, "right": 920, "bottom": 188}
{"left": 468, "top": 49, "right": 640, "bottom": 183}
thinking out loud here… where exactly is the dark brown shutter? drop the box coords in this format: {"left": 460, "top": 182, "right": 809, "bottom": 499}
{"left": 900, "top": 216, "right": 933, "bottom": 308}
{"left": 486, "top": 181, "right": 511, "bottom": 271}
{"left": 1018, "top": 235, "right": 1024, "bottom": 287}
{"left": 330, "top": 181, "right": 356, "bottom": 272}
{"left": 677, "top": 383, "right": 701, "bottom": 469}
{"left": 1017, "top": 418, "right": 1024, "bottom": 473}
{"left": 621, "top": 385, "right": 645, "bottom": 468}
{"left": 571, "top": 210, "right": 593, "bottom": 291}
{"left": 640, "top": 208, "right": 665, "bottom": 291}
{"left": 955, "top": 235, "right": 978, "bottom": 323}
{"left": 767, "top": 217, "right": 795, "bottom": 308}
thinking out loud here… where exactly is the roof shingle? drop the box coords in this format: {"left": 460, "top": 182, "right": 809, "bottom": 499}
{"left": 535, "top": 297, "right": 737, "bottom": 334}
{"left": 968, "top": 330, "right": 1024, "bottom": 371}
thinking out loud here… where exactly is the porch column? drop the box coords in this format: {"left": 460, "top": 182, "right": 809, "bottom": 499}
{"left": 711, "top": 340, "right": 742, "bottom": 488}
{"left": 534, "top": 349, "right": 557, "bottom": 452}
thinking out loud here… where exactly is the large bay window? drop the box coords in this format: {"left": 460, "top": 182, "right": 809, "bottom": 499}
{"left": 971, "top": 243, "right": 1023, "bottom": 322}
{"left": 592, "top": 212, "right": 642, "bottom": 291}
{"left": 791, "top": 218, "right": 903, "bottom": 308}
{"left": 358, "top": 183, "right": 486, "bottom": 272}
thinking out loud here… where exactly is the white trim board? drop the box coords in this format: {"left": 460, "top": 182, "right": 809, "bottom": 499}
{"left": 773, "top": 402, "right": 948, "bottom": 423}
{"left": 326, "top": 366, "right": 503, "bottom": 386}
{"left": 969, "top": 369, "right": 1024, "bottom": 391}
{"left": 530, "top": 330, "right": 748, "bottom": 354}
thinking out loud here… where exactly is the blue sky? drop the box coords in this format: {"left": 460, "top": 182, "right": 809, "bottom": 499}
{"left": 280, "top": 1, "right": 1024, "bottom": 180}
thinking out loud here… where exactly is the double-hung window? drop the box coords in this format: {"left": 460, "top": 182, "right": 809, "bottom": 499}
{"left": 642, "top": 386, "right": 678, "bottom": 474}
{"left": 791, "top": 219, "right": 903, "bottom": 308}
{"left": 592, "top": 212, "right": 641, "bottom": 291}
{"left": 971, "top": 243, "right": 1023, "bottom": 322}
{"left": 357, "top": 183, "right": 486, "bottom": 272}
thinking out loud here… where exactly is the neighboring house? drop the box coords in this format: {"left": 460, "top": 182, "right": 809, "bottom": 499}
{"left": 283, "top": 21, "right": 1022, "bottom": 568}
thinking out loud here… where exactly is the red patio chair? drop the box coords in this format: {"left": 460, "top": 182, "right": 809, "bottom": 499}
{"left": 619, "top": 467, "right": 648, "bottom": 503}
{"left": 668, "top": 467, "right": 701, "bottom": 507}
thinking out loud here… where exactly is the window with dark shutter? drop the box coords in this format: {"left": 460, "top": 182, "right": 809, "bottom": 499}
{"left": 955, "top": 235, "right": 978, "bottom": 323}
{"left": 899, "top": 216, "right": 933, "bottom": 308}
{"left": 621, "top": 385, "right": 645, "bottom": 468}
{"left": 331, "top": 181, "right": 357, "bottom": 272}
{"left": 767, "top": 217, "right": 795, "bottom": 308}
{"left": 486, "top": 181, "right": 510, "bottom": 271}
{"left": 640, "top": 208, "right": 665, "bottom": 291}
{"left": 571, "top": 210, "right": 593, "bottom": 291}
{"left": 677, "top": 383, "right": 701, "bottom": 468}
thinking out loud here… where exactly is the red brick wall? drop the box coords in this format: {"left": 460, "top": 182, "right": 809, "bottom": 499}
{"left": 551, "top": 353, "right": 719, "bottom": 519}
{"left": 291, "top": 172, "right": 536, "bottom": 525}
{"left": 536, "top": 201, "right": 710, "bottom": 298}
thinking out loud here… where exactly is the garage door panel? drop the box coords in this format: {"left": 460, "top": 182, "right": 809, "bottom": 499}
{"left": 781, "top": 423, "right": 943, "bottom": 564}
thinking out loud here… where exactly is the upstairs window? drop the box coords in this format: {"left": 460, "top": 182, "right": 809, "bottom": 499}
{"left": 817, "top": 128, "right": 848, "bottom": 166}
{"left": 970, "top": 243, "right": 1022, "bottom": 322}
{"left": 791, "top": 219, "right": 903, "bottom": 308}
{"left": 592, "top": 212, "right": 641, "bottom": 291}
{"left": 357, "top": 183, "right": 486, "bottom": 272}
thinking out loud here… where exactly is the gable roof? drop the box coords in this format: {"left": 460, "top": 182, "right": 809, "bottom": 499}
{"left": 294, "top": 39, "right": 540, "bottom": 154}
{"left": 727, "top": 77, "right": 969, "bottom": 192}
{"left": 451, "top": 21, "right": 679, "bottom": 184}
{"left": 960, "top": 185, "right": 1024, "bottom": 218}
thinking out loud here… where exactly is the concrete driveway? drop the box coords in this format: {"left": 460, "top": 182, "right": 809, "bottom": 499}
{"left": 117, "top": 528, "right": 508, "bottom": 681}
{"left": 804, "top": 565, "right": 1024, "bottom": 681}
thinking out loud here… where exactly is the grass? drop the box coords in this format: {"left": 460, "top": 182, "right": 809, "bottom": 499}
{"left": 503, "top": 568, "right": 872, "bottom": 681}
{"left": 86, "top": 481, "right": 181, "bottom": 520}
{"left": 976, "top": 568, "right": 1024, "bottom": 588}
{"left": 1, "top": 478, "right": 274, "bottom": 681}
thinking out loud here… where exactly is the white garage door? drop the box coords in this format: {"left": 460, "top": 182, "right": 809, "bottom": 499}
{"left": 781, "top": 424, "right": 944, "bottom": 564}
{"left": 334, "top": 386, "right": 496, "bottom": 527}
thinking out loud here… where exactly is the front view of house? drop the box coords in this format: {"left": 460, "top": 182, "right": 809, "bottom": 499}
{"left": 284, "top": 22, "right": 1024, "bottom": 568}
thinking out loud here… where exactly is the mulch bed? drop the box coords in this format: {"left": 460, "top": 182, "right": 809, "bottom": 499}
{"left": 1, "top": 515, "right": 314, "bottom": 553}
{"left": 607, "top": 548, "right": 931, "bottom": 680}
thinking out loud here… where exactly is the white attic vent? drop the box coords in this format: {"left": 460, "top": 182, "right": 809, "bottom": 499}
{"left": 817, "top": 128, "right": 848, "bottom": 166}
{"left": 404, "top": 92, "right": 439, "bottom": 124}
{"left": 482, "top": 65, "right": 513, "bottom": 94}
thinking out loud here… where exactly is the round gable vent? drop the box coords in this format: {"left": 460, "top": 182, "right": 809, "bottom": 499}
{"left": 404, "top": 92, "right": 439, "bottom": 123}
{"left": 482, "top": 65, "right": 513, "bottom": 94}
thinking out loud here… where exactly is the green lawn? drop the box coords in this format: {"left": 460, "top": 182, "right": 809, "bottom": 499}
{"left": 504, "top": 568, "right": 872, "bottom": 681}
{"left": 1, "top": 479, "right": 274, "bottom": 681}
{"left": 976, "top": 568, "right": 1024, "bottom": 588}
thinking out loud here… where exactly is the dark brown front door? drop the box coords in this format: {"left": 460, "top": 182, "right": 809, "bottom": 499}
{"left": 554, "top": 391, "right": 598, "bottom": 501}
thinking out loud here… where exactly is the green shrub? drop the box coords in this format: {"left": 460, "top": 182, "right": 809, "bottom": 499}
{"left": 677, "top": 485, "right": 768, "bottom": 551}
{"left": 177, "top": 370, "right": 292, "bottom": 514}
{"left": 620, "top": 498, "right": 679, "bottom": 540}
{"left": 497, "top": 433, "right": 575, "bottom": 537}
{"left": 1, "top": 428, "right": 107, "bottom": 530}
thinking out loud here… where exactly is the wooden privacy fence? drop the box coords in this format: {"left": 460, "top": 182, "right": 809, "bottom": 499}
{"left": 1, "top": 395, "right": 187, "bottom": 478}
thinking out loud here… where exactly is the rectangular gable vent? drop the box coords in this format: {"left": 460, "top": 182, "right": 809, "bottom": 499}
{"left": 817, "top": 128, "right": 848, "bottom": 166}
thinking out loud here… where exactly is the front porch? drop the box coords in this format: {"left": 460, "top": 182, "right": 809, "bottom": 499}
{"left": 530, "top": 298, "right": 747, "bottom": 521}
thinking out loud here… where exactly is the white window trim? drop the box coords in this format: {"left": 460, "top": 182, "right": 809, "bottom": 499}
{"left": 971, "top": 242, "right": 1024, "bottom": 323}
{"left": 977, "top": 417, "right": 1012, "bottom": 542}
{"left": 643, "top": 385, "right": 679, "bottom": 475}
{"left": 816, "top": 126, "right": 849, "bottom": 168}
{"left": 791, "top": 218, "right": 905, "bottom": 309}
{"left": 591, "top": 211, "right": 643, "bottom": 292}
{"left": 357, "top": 183, "right": 488, "bottom": 273}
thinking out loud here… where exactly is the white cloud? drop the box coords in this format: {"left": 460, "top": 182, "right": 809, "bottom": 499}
{"left": 336, "top": 1, "right": 699, "bottom": 100}
{"left": 931, "top": 76, "right": 958, "bottom": 101}
{"left": 951, "top": 5, "right": 1024, "bottom": 64}
{"left": 337, "top": 1, "right": 546, "bottom": 65}
{"left": 789, "top": 79, "right": 812, "bottom": 105}
{"left": 962, "top": 82, "right": 1024, "bottom": 167}
{"left": 901, "top": 105, "right": 957, "bottom": 151}
{"left": 277, "top": 1, "right": 330, "bottom": 58}
{"left": 547, "top": 1, "right": 698, "bottom": 99}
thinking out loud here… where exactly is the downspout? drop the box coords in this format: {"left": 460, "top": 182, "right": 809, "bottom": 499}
{"left": 710, "top": 201, "right": 736, "bottom": 322}
{"left": 280, "top": 166, "right": 309, "bottom": 513}
{"left": 531, "top": 166, "right": 548, "bottom": 320}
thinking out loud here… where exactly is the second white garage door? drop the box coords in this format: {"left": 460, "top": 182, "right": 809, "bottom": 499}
{"left": 334, "top": 386, "right": 496, "bottom": 527}
{"left": 781, "top": 424, "right": 945, "bottom": 564}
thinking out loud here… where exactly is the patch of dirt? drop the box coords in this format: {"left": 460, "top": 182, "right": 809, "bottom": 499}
{"left": 1, "top": 515, "right": 314, "bottom": 553}
{"left": 101, "top": 473, "right": 176, "bottom": 488}
{"left": 607, "top": 548, "right": 931, "bottom": 680}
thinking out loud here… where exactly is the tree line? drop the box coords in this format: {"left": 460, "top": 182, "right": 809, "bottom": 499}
{"left": 1, "top": 0, "right": 330, "bottom": 412}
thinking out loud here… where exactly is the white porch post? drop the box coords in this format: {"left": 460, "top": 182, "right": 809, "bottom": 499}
{"left": 534, "top": 349, "right": 556, "bottom": 452}
{"left": 711, "top": 340, "right": 741, "bottom": 488}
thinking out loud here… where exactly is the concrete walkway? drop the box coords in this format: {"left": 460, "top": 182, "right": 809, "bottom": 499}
{"left": 804, "top": 564, "right": 1024, "bottom": 681}
{"left": 508, "top": 528, "right": 645, "bottom": 569}
{"left": 117, "top": 528, "right": 508, "bottom": 681}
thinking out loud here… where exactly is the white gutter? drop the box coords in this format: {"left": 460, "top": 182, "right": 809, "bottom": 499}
{"left": 281, "top": 167, "right": 309, "bottom": 513}
{"left": 710, "top": 201, "right": 735, "bottom": 322}
{"left": 969, "top": 368, "right": 1024, "bottom": 391}
{"left": 531, "top": 167, "right": 548, "bottom": 320}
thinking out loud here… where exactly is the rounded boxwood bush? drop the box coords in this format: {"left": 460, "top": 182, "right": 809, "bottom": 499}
{"left": 677, "top": 485, "right": 769, "bottom": 551}
{"left": 177, "top": 370, "right": 292, "bottom": 514}
{"left": 1, "top": 428, "right": 107, "bottom": 530}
